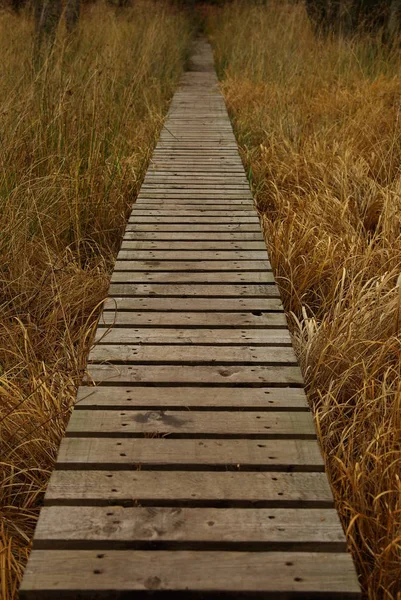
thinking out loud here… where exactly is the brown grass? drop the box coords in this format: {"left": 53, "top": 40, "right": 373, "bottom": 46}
{"left": 208, "top": 2, "right": 401, "bottom": 598}
{"left": 0, "top": 3, "right": 191, "bottom": 598}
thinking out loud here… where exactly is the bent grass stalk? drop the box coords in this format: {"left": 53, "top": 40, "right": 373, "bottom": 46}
{"left": 0, "top": 3, "right": 191, "bottom": 598}
{"left": 208, "top": 2, "right": 401, "bottom": 598}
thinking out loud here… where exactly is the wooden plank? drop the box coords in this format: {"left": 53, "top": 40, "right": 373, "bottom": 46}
{"left": 157, "top": 141, "right": 239, "bottom": 146}
{"left": 20, "top": 550, "right": 360, "bottom": 598}
{"left": 137, "top": 194, "right": 253, "bottom": 200}
{"left": 145, "top": 175, "right": 248, "bottom": 180}
{"left": 134, "top": 201, "right": 254, "bottom": 207}
{"left": 149, "top": 162, "right": 245, "bottom": 167}
{"left": 141, "top": 186, "right": 250, "bottom": 192}
{"left": 128, "top": 217, "right": 259, "bottom": 224}
{"left": 33, "top": 507, "right": 345, "bottom": 548}
{"left": 158, "top": 135, "right": 237, "bottom": 139}
{"left": 141, "top": 186, "right": 251, "bottom": 193}
{"left": 150, "top": 153, "right": 242, "bottom": 156}
{"left": 56, "top": 438, "right": 322, "bottom": 470}
{"left": 148, "top": 171, "right": 246, "bottom": 176}
{"left": 44, "top": 470, "right": 333, "bottom": 506}
{"left": 86, "top": 364, "right": 304, "bottom": 386}
{"left": 144, "top": 172, "right": 247, "bottom": 178}
{"left": 102, "top": 297, "right": 282, "bottom": 312}
{"left": 66, "top": 410, "right": 314, "bottom": 438}
{"left": 125, "top": 223, "right": 262, "bottom": 231}
{"left": 122, "top": 233, "right": 264, "bottom": 241}
{"left": 113, "top": 260, "right": 272, "bottom": 271}
{"left": 116, "top": 250, "right": 269, "bottom": 260}
{"left": 110, "top": 272, "right": 274, "bottom": 284}
{"left": 133, "top": 202, "right": 255, "bottom": 209}
{"left": 141, "top": 184, "right": 251, "bottom": 190}
{"left": 130, "top": 210, "right": 255, "bottom": 217}
{"left": 87, "top": 345, "right": 297, "bottom": 366}
{"left": 150, "top": 171, "right": 248, "bottom": 176}
{"left": 120, "top": 242, "right": 266, "bottom": 251}
{"left": 93, "top": 329, "right": 291, "bottom": 346}
{"left": 75, "top": 386, "right": 308, "bottom": 410}
{"left": 108, "top": 284, "right": 280, "bottom": 298}
{"left": 155, "top": 146, "right": 240, "bottom": 150}
{"left": 152, "top": 148, "right": 240, "bottom": 152}
{"left": 138, "top": 186, "right": 251, "bottom": 191}
{"left": 98, "top": 311, "right": 285, "bottom": 327}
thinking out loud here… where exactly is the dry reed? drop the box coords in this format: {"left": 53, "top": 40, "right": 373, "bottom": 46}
{"left": 0, "top": 3, "right": 191, "bottom": 598}
{"left": 208, "top": 2, "right": 401, "bottom": 598}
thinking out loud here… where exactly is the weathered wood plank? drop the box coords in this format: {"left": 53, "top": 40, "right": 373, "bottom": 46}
{"left": 135, "top": 204, "right": 255, "bottom": 210}
{"left": 138, "top": 196, "right": 251, "bottom": 204}
{"left": 94, "top": 328, "right": 291, "bottom": 346}
{"left": 149, "top": 163, "right": 246, "bottom": 169}
{"left": 141, "top": 184, "right": 251, "bottom": 191}
{"left": 127, "top": 218, "right": 260, "bottom": 224}
{"left": 66, "top": 409, "right": 314, "bottom": 438}
{"left": 116, "top": 251, "right": 269, "bottom": 260}
{"left": 133, "top": 202, "right": 255, "bottom": 209}
{"left": 56, "top": 438, "right": 322, "bottom": 469}
{"left": 130, "top": 210, "right": 255, "bottom": 217}
{"left": 110, "top": 271, "right": 274, "bottom": 284}
{"left": 113, "top": 260, "right": 272, "bottom": 271}
{"left": 98, "top": 311, "right": 285, "bottom": 327}
{"left": 108, "top": 283, "right": 281, "bottom": 298}
{"left": 86, "top": 364, "right": 304, "bottom": 386}
{"left": 20, "top": 550, "right": 360, "bottom": 598}
{"left": 102, "top": 297, "right": 283, "bottom": 312}
{"left": 123, "top": 232, "right": 264, "bottom": 241}
{"left": 33, "top": 507, "right": 345, "bottom": 548}
{"left": 120, "top": 242, "right": 266, "bottom": 251}
{"left": 144, "top": 173, "right": 248, "bottom": 179}
{"left": 75, "top": 386, "right": 309, "bottom": 410}
{"left": 44, "top": 470, "right": 333, "bottom": 506}
{"left": 88, "top": 345, "right": 297, "bottom": 366}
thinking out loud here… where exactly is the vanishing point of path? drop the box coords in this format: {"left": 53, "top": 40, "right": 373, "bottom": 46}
{"left": 20, "top": 38, "right": 360, "bottom": 599}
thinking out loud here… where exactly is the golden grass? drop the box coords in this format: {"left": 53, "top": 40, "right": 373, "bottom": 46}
{"left": 0, "top": 3, "right": 191, "bottom": 598}
{"left": 208, "top": 2, "right": 401, "bottom": 598}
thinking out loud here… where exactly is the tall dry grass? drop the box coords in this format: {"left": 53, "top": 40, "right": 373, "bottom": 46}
{"left": 208, "top": 2, "right": 401, "bottom": 598}
{"left": 0, "top": 3, "right": 191, "bottom": 598}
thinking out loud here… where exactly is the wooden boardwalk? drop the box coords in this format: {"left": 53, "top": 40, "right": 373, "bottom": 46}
{"left": 20, "top": 39, "right": 360, "bottom": 599}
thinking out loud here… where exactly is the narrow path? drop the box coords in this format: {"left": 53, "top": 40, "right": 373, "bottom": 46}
{"left": 20, "top": 38, "right": 360, "bottom": 599}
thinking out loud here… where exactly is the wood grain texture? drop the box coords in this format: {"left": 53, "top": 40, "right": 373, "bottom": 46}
{"left": 130, "top": 210, "right": 256, "bottom": 216}
{"left": 122, "top": 232, "right": 264, "bottom": 241}
{"left": 121, "top": 239, "right": 265, "bottom": 249}
{"left": 125, "top": 224, "right": 261, "bottom": 231}
{"left": 94, "top": 328, "right": 292, "bottom": 346}
{"left": 56, "top": 438, "right": 323, "bottom": 470}
{"left": 86, "top": 364, "right": 304, "bottom": 386}
{"left": 116, "top": 250, "right": 269, "bottom": 260}
{"left": 102, "top": 297, "right": 283, "bottom": 311}
{"left": 88, "top": 345, "right": 297, "bottom": 365}
{"left": 20, "top": 551, "right": 360, "bottom": 598}
{"left": 134, "top": 200, "right": 254, "bottom": 206}
{"left": 112, "top": 259, "right": 272, "bottom": 271}
{"left": 110, "top": 271, "right": 274, "bottom": 284}
{"left": 75, "top": 386, "right": 309, "bottom": 410}
{"left": 44, "top": 470, "right": 334, "bottom": 506}
{"left": 108, "top": 283, "right": 281, "bottom": 298}
{"left": 97, "top": 311, "right": 286, "bottom": 327}
{"left": 66, "top": 409, "right": 314, "bottom": 438}
{"left": 33, "top": 507, "right": 344, "bottom": 548}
